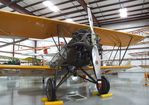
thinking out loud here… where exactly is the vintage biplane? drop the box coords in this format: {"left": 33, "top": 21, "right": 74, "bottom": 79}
{"left": 129, "top": 51, "right": 149, "bottom": 68}
{"left": 15, "top": 43, "right": 63, "bottom": 51}
{"left": 129, "top": 50, "right": 149, "bottom": 86}
{"left": 0, "top": 6, "right": 144, "bottom": 101}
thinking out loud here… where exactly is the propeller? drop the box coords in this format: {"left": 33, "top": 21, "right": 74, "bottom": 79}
{"left": 87, "top": 5, "right": 101, "bottom": 80}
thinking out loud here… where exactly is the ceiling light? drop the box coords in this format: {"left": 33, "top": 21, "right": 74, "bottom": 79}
{"left": 71, "top": 76, "right": 78, "bottom": 81}
{"left": 65, "top": 19, "right": 75, "bottom": 23}
{"left": 119, "top": 8, "right": 127, "bottom": 18}
{"left": 43, "top": 1, "right": 60, "bottom": 12}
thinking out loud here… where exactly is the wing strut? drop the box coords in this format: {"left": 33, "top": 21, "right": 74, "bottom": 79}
{"left": 119, "top": 37, "right": 133, "bottom": 65}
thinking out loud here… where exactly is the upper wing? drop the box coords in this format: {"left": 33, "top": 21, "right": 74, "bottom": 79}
{"left": 0, "top": 10, "right": 144, "bottom": 47}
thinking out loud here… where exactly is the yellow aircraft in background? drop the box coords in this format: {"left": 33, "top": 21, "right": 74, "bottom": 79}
{"left": 0, "top": 8, "right": 144, "bottom": 101}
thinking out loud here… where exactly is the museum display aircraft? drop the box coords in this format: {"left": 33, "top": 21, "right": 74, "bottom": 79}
{"left": 15, "top": 43, "right": 63, "bottom": 51}
{"left": 0, "top": 6, "right": 144, "bottom": 101}
{"left": 129, "top": 51, "right": 149, "bottom": 57}
{"left": 129, "top": 51, "right": 149, "bottom": 68}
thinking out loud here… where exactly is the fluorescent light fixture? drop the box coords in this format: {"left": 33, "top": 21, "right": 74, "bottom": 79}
{"left": 119, "top": 8, "right": 127, "bottom": 18}
{"left": 43, "top": 1, "right": 60, "bottom": 12}
{"left": 65, "top": 19, "right": 75, "bottom": 23}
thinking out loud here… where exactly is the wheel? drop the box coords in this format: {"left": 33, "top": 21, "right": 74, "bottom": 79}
{"left": 96, "top": 76, "right": 110, "bottom": 95}
{"left": 46, "top": 78, "right": 57, "bottom": 101}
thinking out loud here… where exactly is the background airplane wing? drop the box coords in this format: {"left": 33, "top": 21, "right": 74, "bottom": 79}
{"left": 86, "top": 65, "right": 133, "bottom": 74}
{"left": 0, "top": 65, "right": 132, "bottom": 76}
{"left": 0, "top": 65, "right": 50, "bottom": 70}
{"left": 0, "top": 10, "right": 144, "bottom": 47}
{"left": 86, "top": 65, "right": 132, "bottom": 70}
{"left": 140, "top": 65, "right": 149, "bottom": 68}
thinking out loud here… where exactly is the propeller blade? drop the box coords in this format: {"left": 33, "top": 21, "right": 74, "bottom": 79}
{"left": 87, "top": 5, "right": 96, "bottom": 45}
{"left": 87, "top": 5, "right": 101, "bottom": 80}
{"left": 92, "top": 45, "right": 101, "bottom": 79}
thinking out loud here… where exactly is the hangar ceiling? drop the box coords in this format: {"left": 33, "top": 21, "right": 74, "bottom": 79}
{"left": 0, "top": 0, "right": 149, "bottom": 26}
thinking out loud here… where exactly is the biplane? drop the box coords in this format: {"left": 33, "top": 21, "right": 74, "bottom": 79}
{"left": 129, "top": 50, "right": 149, "bottom": 86}
{"left": 0, "top": 6, "right": 144, "bottom": 101}
{"left": 15, "top": 43, "right": 63, "bottom": 51}
{"left": 139, "top": 64, "right": 149, "bottom": 86}
{"left": 129, "top": 51, "right": 149, "bottom": 68}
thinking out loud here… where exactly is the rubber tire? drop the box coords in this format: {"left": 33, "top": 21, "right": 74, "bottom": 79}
{"left": 96, "top": 76, "right": 110, "bottom": 95}
{"left": 46, "top": 78, "right": 57, "bottom": 101}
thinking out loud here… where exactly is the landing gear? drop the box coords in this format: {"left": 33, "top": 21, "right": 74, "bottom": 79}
{"left": 45, "top": 28, "right": 111, "bottom": 101}
{"left": 46, "top": 78, "right": 57, "bottom": 101}
{"left": 96, "top": 76, "right": 110, "bottom": 95}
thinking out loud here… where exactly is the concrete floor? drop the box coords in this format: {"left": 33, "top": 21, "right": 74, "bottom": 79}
{"left": 0, "top": 73, "right": 149, "bottom": 105}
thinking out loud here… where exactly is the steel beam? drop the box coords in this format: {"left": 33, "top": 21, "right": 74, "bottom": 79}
{"left": 80, "top": 12, "right": 149, "bottom": 24}
{"left": 0, "top": 4, "right": 6, "bottom": 9}
{"left": 75, "top": 7, "right": 149, "bottom": 22}
{"left": 0, "top": 0, "right": 33, "bottom": 15}
{"left": 0, "top": 0, "right": 21, "bottom": 9}
{"left": 84, "top": 15, "right": 149, "bottom": 25}
{"left": 0, "top": 50, "right": 22, "bottom": 55}
{"left": 26, "top": 0, "right": 73, "bottom": 14}
{"left": 24, "top": 0, "right": 71, "bottom": 8}
{"left": 0, "top": 38, "right": 28, "bottom": 48}
{"left": 103, "top": 47, "right": 149, "bottom": 51}
{"left": 0, "top": 40, "right": 34, "bottom": 48}
{"left": 103, "top": 58, "right": 149, "bottom": 61}
{"left": 58, "top": 1, "right": 149, "bottom": 21}
{"left": 32, "top": 4, "right": 81, "bottom": 14}
{"left": 28, "top": 0, "right": 133, "bottom": 14}
{"left": 46, "top": 8, "right": 85, "bottom": 18}
{"left": 39, "top": 0, "right": 134, "bottom": 18}
{"left": 100, "top": 15, "right": 149, "bottom": 25}
{"left": 76, "top": 0, "right": 100, "bottom": 26}
{"left": 115, "top": 25, "right": 149, "bottom": 30}
{"left": 89, "top": 0, "right": 135, "bottom": 8}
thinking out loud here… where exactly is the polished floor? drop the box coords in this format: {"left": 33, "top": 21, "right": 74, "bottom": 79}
{"left": 0, "top": 73, "right": 149, "bottom": 105}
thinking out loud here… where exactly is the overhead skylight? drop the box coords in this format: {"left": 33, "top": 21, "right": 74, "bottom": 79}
{"left": 43, "top": 1, "right": 60, "bottom": 12}
{"left": 65, "top": 19, "right": 75, "bottom": 23}
{"left": 119, "top": 8, "right": 127, "bottom": 18}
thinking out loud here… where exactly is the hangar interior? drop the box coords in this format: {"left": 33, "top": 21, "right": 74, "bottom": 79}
{"left": 0, "top": 0, "right": 149, "bottom": 105}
